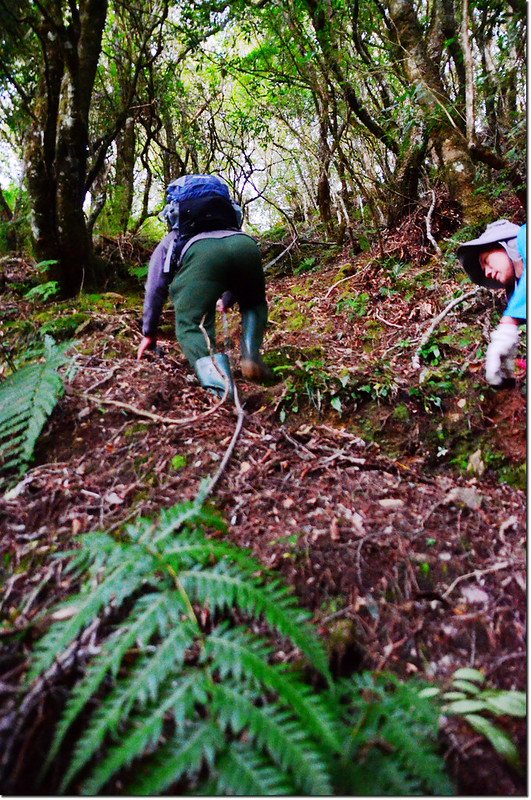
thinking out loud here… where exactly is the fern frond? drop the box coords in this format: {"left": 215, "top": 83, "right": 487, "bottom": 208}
{"left": 205, "top": 627, "right": 341, "bottom": 753}
{"left": 78, "top": 673, "right": 201, "bottom": 794}
{"left": 212, "top": 682, "right": 332, "bottom": 795}
{"left": 28, "top": 558, "right": 155, "bottom": 682}
{"left": 62, "top": 624, "right": 197, "bottom": 790}
{"left": 25, "top": 501, "right": 453, "bottom": 797}
{"left": 43, "top": 593, "right": 177, "bottom": 771}
{"left": 128, "top": 499, "right": 225, "bottom": 548}
{"left": 346, "top": 750, "right": 423, "bottom": 796}
{"left": 0, "top": 336, "right": 75, "bottom": 483}
{"left": 180, "top": 566, "right": 331, "bottom": 681}
{"left": 338, "top": 672, "right": 455, "bottom": 796}
{"left": 127, "top": 720, "right": 223, "bottom": 795}
{"left": 215, "top": 742, "right": 296, "bottom": 796}
{"left": 382, "top": 715, "right": 454, "bottom": 795}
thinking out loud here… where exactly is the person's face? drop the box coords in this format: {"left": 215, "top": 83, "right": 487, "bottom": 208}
{"left": 479, "top": 247, "right": 515, "bottom": 286}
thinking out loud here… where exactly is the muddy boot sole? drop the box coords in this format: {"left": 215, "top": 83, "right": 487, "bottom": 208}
{"left": 240, "top": 358, "right": 274, "bottom": 382}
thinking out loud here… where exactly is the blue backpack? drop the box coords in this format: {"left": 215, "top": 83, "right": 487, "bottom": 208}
{"left": 162, "top": 174, "right": 239, "bottom": 237}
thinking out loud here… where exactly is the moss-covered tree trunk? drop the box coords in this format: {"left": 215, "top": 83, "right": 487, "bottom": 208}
{"left": 385, "top": 0, "right": 491, "bottom": 225}
{"left": 24, "top": 0, "right": 108, "bottom": 297}
{"left": 113, "top": 117, "right": 136, "bottom": 234}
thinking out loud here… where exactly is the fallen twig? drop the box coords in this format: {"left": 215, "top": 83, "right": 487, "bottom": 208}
{"left": 423, "top": 189, "right": 442, "bottom": 257}
{"left": 374, "top": 309, "right": 403, "bottom": 329}
{"left": 323, "top": 259, "right": 376, "bottom": 299}
{"left": 441, "top": 560, "right": 512, "bottom": 600}
{"left": 412, "top": 287, "right": 482, "bottom": 370}
{"left": 263, "top": 236, "right": 298, "bottom": 272}
{"left": 81, "top": 393, "right": 226, "bottom": 425}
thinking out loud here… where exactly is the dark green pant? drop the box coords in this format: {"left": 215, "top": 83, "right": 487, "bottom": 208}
{"left": 169, "top": 234, "right": 267, "bottom": 366}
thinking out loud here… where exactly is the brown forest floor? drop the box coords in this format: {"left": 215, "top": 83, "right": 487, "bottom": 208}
{"left": 0, "top": 212, "right": 527, "bottom": 795}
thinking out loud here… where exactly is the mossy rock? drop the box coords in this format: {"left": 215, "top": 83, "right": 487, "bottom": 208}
{"left": 39, "top": 313, "right": 90, "bottom": 340}
{"left": 264, "top": 344, "right": 324, "bottom": 371}
{"left": 286, "top": 313, "right": 309, "bottom": 331}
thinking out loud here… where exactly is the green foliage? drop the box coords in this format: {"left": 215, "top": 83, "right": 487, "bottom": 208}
{"left": 24, "top": 281, "right": 61, "bottom": 302}
{"left": 39, "top": 313, "right": 89, "bottom": 341}
{"left": 274, "top": 359, "right": 398, "bottom": 421}
{"left": 274, "top": 358, "right": 341, "bottom": 420}
{"left": 127, "top": 263, "right": 149, "bottom": 282}
{"left": 32, "top": 497, "right": 335, "bottom": 795}
{"left": 336, "top": 292, "right": 370, "bottom": 319}
{"left": 293, "top": 256, "right": 317, "bottom": 275}
{"left": 335, "top": 672, "right": 454, "bottom": 796}
{"left": 35, "top": 259, "right": 59, "bottom": 273}
{"left": 29, "top": 498, "right": 453, "bottom": 796}
{"left": 426, "top": 667, "right": 525, "bottom": 771}
{"left": 0, "top": 336, "right": 77, "bottom": 486}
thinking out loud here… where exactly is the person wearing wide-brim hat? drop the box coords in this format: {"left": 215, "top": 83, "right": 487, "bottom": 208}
{"left": 457, "top": 219, "right": 526, "bottom": 387}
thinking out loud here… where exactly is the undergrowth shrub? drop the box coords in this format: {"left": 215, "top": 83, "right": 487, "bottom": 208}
{"left": 28, "top": 494, "right": 454, "bottom": 796}
{"left": 0, "top": 335, "right": 77, "bottom": 487}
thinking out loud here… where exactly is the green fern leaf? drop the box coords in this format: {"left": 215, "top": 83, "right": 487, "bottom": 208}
{"left": 127, "top": 720, "right": 223, "bottom": 795}
{"left": 180, "top": 566, "right": 331, "bottom": 681}
{"left": 383, "top": 715, "right": 454, "bottom": 795}
{"left": 215, "top": 742, "right": 296, "bottom": 795}
{"left": 62, "top": 623, "right": 197, "bottom": 790}
{"left": 28, "top": 558, "right": 155, "bottom": 682}
{"left": 79, "top": 672, "right": 201, "bottom": 794}
{"left": 212, "top": 682, "right": 332, "bottom": 795}
{"left": 205, "top": 627, "right": 341, "bottom": 752}
{"left": 0, "top": 336, "right": 75, "bottom": 484}
{"left": 43, "top": 593, "right": 176, "bottom": 772}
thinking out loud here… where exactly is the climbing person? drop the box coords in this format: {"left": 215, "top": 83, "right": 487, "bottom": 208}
{"left": 137, "top": 174, "right": 272, "bottom": 397}
{"left": 457, "top": 219, "right": 526, "bottom": 387}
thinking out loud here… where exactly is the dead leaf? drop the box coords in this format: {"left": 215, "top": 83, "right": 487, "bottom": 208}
{"left": 445, "top": 486, "right": 482, "bottom": 511}
{"left": 467, "top": 449, "right": 485, "bottom": 477}
{"left": 104, "top": 491, "right": 124, "bottom": 506}
{"left": 330, "top": 518, "right": 340, "bottom": 541}
{"left": 460, "top": 585, "right": 489, "bottom": 605}
{"left": 378, "top": 498, "right": 404, "bottom": 509}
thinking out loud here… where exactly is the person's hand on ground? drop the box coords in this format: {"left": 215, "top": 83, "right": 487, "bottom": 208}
{"left": 485, "top": 320, "right": 520, "bottom": 386}
{"left": 137, "top": 336, "right": 154, "bottom": 360}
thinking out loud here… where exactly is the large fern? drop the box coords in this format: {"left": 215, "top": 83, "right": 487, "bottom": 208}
{"left": 332, "top": 672, "right": 455, "bottom": 796}
{"left": 27, "top": 497, "right": 453, "bottom": 796}
{"left": 0, "top": 335, "right": 76, "bottom": 486}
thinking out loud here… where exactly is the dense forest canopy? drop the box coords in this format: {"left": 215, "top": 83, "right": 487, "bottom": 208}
{"left": 0, "top": 0, "right": 526, "bottom": 292}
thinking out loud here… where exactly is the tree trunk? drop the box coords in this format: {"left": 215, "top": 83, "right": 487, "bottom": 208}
{"left": 24, "top": 0, "right": 108, "bottom": 296}
{"left": 114, "top": 116, "right": 136, "bottom": 233}
{"left": 386, "top": 126, "right": 429, "bottom": 227}
{"left": 386, "top": 0, "right": 491, "bottom": 224}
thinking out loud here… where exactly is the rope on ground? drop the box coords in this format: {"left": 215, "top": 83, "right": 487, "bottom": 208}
{"left": 197, "top": 315, "right": 246, "bottom": 500}
{"left": 412, "top": 287, "right": 483, "bottom": 370}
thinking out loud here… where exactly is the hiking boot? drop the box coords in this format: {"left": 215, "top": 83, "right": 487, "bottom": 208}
{"left": 240, "top": 306, "right": 273, "bottom": 382}
{"left": 194, "top": 354, "right": 234, "bottom": 398}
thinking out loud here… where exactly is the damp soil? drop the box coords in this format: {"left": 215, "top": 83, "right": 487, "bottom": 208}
{"left": 0, "top": 231, "right": 526, "bottom": 795}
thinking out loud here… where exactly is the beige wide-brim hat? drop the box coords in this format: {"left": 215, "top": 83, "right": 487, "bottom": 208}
{"left": 457, "top": 219, "right": 520, "bottom": 289}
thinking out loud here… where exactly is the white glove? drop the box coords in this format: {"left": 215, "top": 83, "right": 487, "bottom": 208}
{"left": 485, "top": 323, "right": 520, "bottom": 386}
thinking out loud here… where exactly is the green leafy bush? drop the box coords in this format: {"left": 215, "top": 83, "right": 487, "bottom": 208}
{"left": 336, "top": 672, "right": 455, "bottom": 796}
{"left": 24, "top": 281, "right": 61, "bottom": 302}
{"left": 0, "top": 335, "right": 77, "bottom": 486}
{"left": 425, "top": 667, "right": 526, "bottom": 771}
{"left": 336, "top": 292, "right": 370, "bottom": 319}
{"left": 29, "top": 497, "right": 454, "bottom": 796}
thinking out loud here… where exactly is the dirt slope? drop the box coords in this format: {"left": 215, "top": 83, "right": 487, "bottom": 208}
{"left": 0, "top": 247, "right": 526, "bottom": 794}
